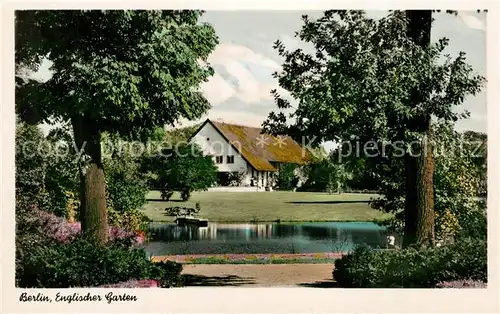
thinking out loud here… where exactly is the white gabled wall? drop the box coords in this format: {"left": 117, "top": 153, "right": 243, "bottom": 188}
{"left": 191, "top": 122, "right": 249, "bottom": 174}
{"left": 190, "top": 121, "right": 280, "bottom": 188}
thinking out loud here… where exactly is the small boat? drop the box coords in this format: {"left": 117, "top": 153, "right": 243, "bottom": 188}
{"left": 175, "top": 215, "right": 209, "bottom": 227}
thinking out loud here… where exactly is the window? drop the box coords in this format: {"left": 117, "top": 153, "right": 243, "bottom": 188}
{"left": 215, "top": 156, "right": 223, "bottom": 164}
{"left": 226, "top": 155, "right": 235, "bottom": 164}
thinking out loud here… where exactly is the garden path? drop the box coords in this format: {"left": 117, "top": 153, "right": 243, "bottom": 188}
{"left": 181, "top": 264, "right": 336, "bottom": 287}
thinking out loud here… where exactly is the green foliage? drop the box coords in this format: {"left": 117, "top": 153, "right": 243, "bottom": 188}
{"left": 103, "top": 151, "right": 149, "bottom": 213}
{"left": 371, "top": 123, "right": 487, "bottom": 240}
{"left": 164, "top": 123, "right": 202, "bottom": 145}
{"left": 434, "top": 127, "right": 486, "bottom": 240}
{"left": 143, "top": 144, "right": 218, "bottom": 198}
{"left": 263, "top": 10, "right": 485, "bottom": 243}
{"left": 15, "top": 121, "right": 79, "bottom": 218}
{"left": 107, "top": 208, "right": 150, "bottom": 233}
{"left": 264, "top": 10, "right": 484, "bottom": 145}
{"left": 99, "top": 132, "right": 152, "bottom": 231}
{"left": 333, "top": 238, "right": 486, "bottom": 288}
{"left": 17, "top": 237, "right": 182, "bottom": 288}
{"left": 299, "top": 157, "right": 348, "bottom": 192}
{"left": 16, "top": 10, "right": 219, "bottom": 242}
{"left": 277, "top": 163, "right": 298, "bottom": 190}
{"left": 39, "top": 126, "right": 80, "bottom": 217}
{"left": 15, "top": 195, "right": 51, "bottom": 287}
{"left": 16, "top": 10, "right": 219, "bottom": 139}
{"left": 15, "top": 120, "right": 47, "bottom": 201}
{"left": 15, "top": 121, "right": 52, "bottom": 286}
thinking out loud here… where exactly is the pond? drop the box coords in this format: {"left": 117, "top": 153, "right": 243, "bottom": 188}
{"left": 145, "top": 221, "right": 398, "bottom": 256}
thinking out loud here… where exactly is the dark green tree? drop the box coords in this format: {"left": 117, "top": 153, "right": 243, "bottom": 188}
{"left": 276, "top": 163, "right": 299, "bottom": 190}
{"left": 263, "top": 10, "right": 484, "bottom": 247}
{"left": 15, "top": 10, "right": 218, "bottom": 244}
{"left": 143, "top": 144, "right": 218, "bottom": 201}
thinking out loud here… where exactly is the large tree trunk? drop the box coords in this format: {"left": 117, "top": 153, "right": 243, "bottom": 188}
{"left": 415, "top": 117, "right": 435, "bottom": 246}
{"left": 83, "top": 163, "right": 108, "bottom": 245}
{"left": 403, "top": 10, "right": 435, "bottom": 247}
{"left": 71, "top": 115, "right": 108, "bottom": 245}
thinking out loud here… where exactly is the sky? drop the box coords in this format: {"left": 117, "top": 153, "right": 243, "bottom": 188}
{"left": 34, "top": 10, "right": 487, "bottom": 143}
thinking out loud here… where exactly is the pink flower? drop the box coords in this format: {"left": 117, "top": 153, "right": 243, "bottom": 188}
{"left": 35, "top": 210, "right": 145, "bottom": 246}
{"left": 99, "top": 279, "right": 159, "bottom": 288}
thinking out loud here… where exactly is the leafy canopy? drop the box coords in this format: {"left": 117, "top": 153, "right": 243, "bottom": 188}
{"left": 16, "top": 10, "right": 219, "bottom": 139}
{"left": 264, "top": 10, "right": 484, "bottom": 145}
{"left": 372, "top": 123, "right": 487, "bottom": 240}
{"left": 143, "top": 144, "right": 218, "bottom": 192}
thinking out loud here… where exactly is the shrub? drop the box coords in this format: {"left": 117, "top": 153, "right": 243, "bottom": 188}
{"left": 333, "top": 238, "right": 487, "bottom": 288}
{"left": 17, "top": 237, "right": 182, "bottom": 288}
{"left": 107, "top": 207, "right": 150, "bottom": 234}
{"left": 99, "top": 279, "right": 159, "bottom": 288}
{"left": 276, "top": 163, "right": 298, "bottom": 190}
{"left": 15, "top": 197, "right": 52, "bottom": 287}
{"left": 15, "top": 121, "right": 47, "bottom": 202}
{"left": 435, "top": 280, "right": 487, "bottom": 288}
{"left": 142, "top": 143, "right": 217, "bottom": 198}
{"left": 35, "top": 210, "right": 145, "bottom": 245}
{"left": 104, "top": 153, "right": 149, "bottom": 213}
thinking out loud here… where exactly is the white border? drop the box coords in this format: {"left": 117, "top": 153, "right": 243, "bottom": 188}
{"left": 2, "top": 1, "right": 499, "bottom": 313}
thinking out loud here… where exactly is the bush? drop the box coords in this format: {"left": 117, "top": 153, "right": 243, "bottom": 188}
{"left": 35, "top": 210, "right": 145, "bottom": 245}
{"left": 276, "top": 163, "right": 298, "bottom": 190}
{"left": 17, "top": 237, "right": 182, "bottom": 288}
{"left": 104, "top": 154, "right": 149, "bottom": 213}
{"left": 99, "top": 279, "right": 159, "bottom": 288}
{"left": 333, "top": 238, "right": 487, "bottom": 288}
{"left": 435, "top": 279, "right": 487, "bottom": 288}
{"left": 107, "top": 207, "right": 150, "bottom": 234}
{"left": 15, "top": 122, "right": 46, "bottom": 198}
{"left": 15, "top": 197, "right": 52, "bottom": 287}
{"left": 142, "top": 144, "right": 217, "bottom": 197}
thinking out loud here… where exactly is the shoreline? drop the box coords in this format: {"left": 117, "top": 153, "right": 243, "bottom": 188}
{"left": 152, "top": 252, "right": 345, "bottom": 264}
{"left": 147, "top": 219, "right": 388, "bottom": 224}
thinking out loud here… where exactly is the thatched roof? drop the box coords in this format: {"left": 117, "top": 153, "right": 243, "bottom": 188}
{"left": 192, "top": 119, "right": 313, "bottom": 172}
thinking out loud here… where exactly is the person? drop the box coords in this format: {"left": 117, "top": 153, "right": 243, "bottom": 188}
{"left": 386, "top": 235, "right": 399, "bottom": 249}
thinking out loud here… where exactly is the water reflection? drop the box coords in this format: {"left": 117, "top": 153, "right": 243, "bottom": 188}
{"left": 145, "top": 222, "right": 396, "bottom": 255}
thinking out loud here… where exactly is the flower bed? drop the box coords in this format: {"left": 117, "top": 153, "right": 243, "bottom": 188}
{"left": 36, "top": 210, "right": 145, "bottom": 245}
{"left": 99, "top": 279, "right": 159, "bottom": 288}
{"left": 435, "top": 280, "right": 487, "bottom": 288}
{"left": 153, "top": 252, "right": 344, "bottom": 264}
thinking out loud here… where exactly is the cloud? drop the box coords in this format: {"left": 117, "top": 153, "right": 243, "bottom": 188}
{"left": 201, "top": 42, "right": 288, "bottom": 105}
{"left": 458, "top": 12, "right": 485, "bottom": 31}
{"left": 173, "top": 110, "right": 267, "bottom": 129}
{"left": 278, "top": 34, "right": 301, "bottom": 51}
{"left": 200, "top": 73, "right": 236, "bottom": 105}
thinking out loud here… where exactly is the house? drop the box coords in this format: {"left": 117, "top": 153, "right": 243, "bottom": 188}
{"left": 189, "top": 119, "right": 313, "bottom": 189}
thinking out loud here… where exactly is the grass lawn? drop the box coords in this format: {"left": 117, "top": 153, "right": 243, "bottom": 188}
{"left": 141, "top": 190, "right": 391, "bottom": 223}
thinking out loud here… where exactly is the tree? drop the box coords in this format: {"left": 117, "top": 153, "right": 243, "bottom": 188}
{"left": 276, "top": 163, "right": 299, "bottom": 190}
{"left": 433, "top": 124, "right": 486, "bottom": 241}
{"left": 461, "top": 130, "right": 487, "bottom": 196}
{"left": 263, "top": 10, "right": 484, "bottom": 246}
{"left": 102, "top": 143, "right": 149, "bottom": 213}
{"left": 15, "top": 120, "right": 47, "bottom": 205}
{"left": 164, "top": 123, "right": 202, "bottom": 145}
{"left": 143, "top": 144, "right": 218, "bottom": 201}
{"left": 15, "top": 10, "right": 219, "bottom": 245}
{"left": 374, "top": 123, "right": 487, "bottom": 242}
{"left": 15, "top": 121, "right": 51, "bottom": 287}
{"left": 299, "top": 155, "right": 348, "bottom": 193}
{"left": 403, "top": 10, "right": 435, "bottom": 247}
